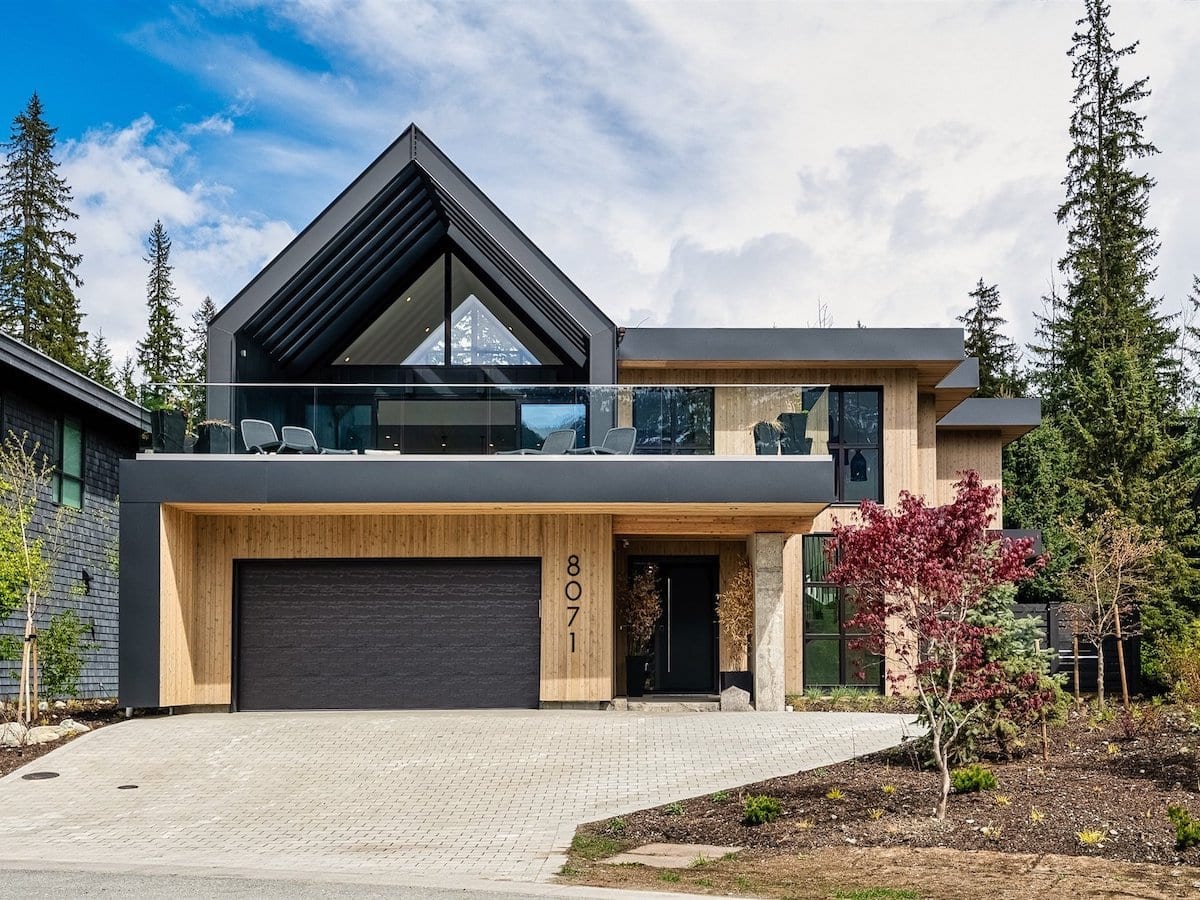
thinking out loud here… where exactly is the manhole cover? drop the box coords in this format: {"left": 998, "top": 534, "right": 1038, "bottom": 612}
{"left": 21, "top": 771, "right": 59, "bottom": 781}
{"left": 117, "top": 784, "right": 138, "bottom": 790}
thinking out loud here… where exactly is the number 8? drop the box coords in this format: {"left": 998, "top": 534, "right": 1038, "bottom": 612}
{"left": 567, "top": 555, "right": 580, "bottom": 576}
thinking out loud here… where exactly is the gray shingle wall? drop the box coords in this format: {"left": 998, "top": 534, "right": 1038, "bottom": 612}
{"left": 1, "top": 389, "right": 133, "bottom": 700}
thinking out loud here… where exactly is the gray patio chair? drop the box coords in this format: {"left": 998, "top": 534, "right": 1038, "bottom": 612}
{"left": 497, "top": 428, "right": 577, "bottom": 455}
{"left": 279, "top": 425, "right": 355, "bottom": 455}
{"left": 240, "top": 419, "right": 282, "bottom": 454}
{"left": 752, "top": 420, "right": 781, "bottom": 455}
{"left": 568, "top": 427, "right": 637, "bottom": 455}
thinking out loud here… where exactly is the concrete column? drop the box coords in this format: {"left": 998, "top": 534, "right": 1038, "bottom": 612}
{"left": 751, "top": 533, "right": 787, "bottom": 711}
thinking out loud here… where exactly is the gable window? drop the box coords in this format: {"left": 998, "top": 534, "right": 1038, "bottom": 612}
{"left": 802, "top": 534, "right": 882, "bottom": 691}
{"left": 827, "top": 388, "right": 882, "bottom": 503}
{"left": 55, "top": 416, "right": 83, "bottom": 510}
{"left": 631, "top": 388, "right": 714, "bottom": 455}
{"left": 335, "top": 250, "right": 561, "bottom": 367}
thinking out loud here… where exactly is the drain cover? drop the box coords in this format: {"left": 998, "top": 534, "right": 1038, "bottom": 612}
{"left": 21, "top": 771, "right": 59, "bottom": 781}
{"left": 117, "top": 784, "right": 138, "bottom": 790}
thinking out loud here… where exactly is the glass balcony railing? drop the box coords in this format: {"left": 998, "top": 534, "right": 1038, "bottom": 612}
{"left": 139, "top": 383, "right": 835, "bottom": 459}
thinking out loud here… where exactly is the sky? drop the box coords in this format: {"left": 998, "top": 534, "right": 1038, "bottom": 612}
{"left": 3, "top": 1, "right": 1199, "bottom": 369}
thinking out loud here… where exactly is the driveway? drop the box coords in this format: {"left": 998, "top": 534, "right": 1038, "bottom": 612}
{"left": 0, "top": 710, "right": 911, "bottom": 889}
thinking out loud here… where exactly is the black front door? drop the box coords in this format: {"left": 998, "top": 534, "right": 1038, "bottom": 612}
{"left": 636, "top": 557, "right": 718, "bottom": 694}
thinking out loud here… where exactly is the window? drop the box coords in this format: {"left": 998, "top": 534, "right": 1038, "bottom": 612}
{"left": 55, "top": 416, "right": 83, "bottom": 509}
{"left": 631, "top": 388, "right": 713, "bottom": 455}
{"left": 802, "top": 534, "right": 882, "bottom": 690}
{"left": 827, "top": 388, "right": 882, "bottom": 503}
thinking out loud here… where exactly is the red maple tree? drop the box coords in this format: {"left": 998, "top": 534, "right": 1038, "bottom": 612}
{"left": 827, "top": 471, "right": 1042, "bottom": 818}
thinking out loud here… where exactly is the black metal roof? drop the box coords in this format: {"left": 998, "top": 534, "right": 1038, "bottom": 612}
{"left": 212, "top": 125, "right": 615, "bottom": 377}
{"left": 617, "top": 327, "right": 965, "bottom": 364}
{"left": 0, "top": 331, "right": 147, "bottom": 432}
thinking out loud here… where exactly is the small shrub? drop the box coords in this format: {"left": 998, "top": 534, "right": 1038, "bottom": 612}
{"left": 833, "top": 890, "right": 919, "bottom": 900}
{"left": 1030, "top": 807, "right": 1045, "bottom": 824}
{"left": 1076, "top": 829, "right": 1106, "bottom": 848}
{"left": 605, "top": 817, "right": 627, "bottom": 834}
{"left": 804, "top": 687, "right": 825, "bottom": 702}
{"left": 951, "top": 764, "right": 998, "bottom": 794}
{"left": 795, "top": 817, "right": 814, "bottom": 830}
{"left": 829, "top": 686, "right": 856, "bottom": 704}
{"left": 825, "top": 787, "right": 845, "bottom": 801}
{"left": 658, "top": 871, "right": 681, "bottom": 883}
{"left": 1158, "top": 622, "right": 1200, "bottom": 703}
{"left": 1168, "top": 805, "right": 1200, "bottom": 850}
{"left": 710, "top": 790, "right": 730, "bottom": 803}
{"left": 742, "top": 794, "right": 783, "bottom": 825}
{"left": 38, "top": 610, "right": 97, "bottom": 699}
{"left": 1106, "top": 742, "right": 1121, "bottom": 756}
{"left": 881, "top": 784, "right": 897, "bottom": 796}
{"left": 664, "top": 801, "right": 685, "bottom": 816}
{"left": 868, "top": 807, "right": 884, "bottom": 820}
{"left": 981, "top": 824, "right": 1003, "bottom": 841}
{"left": 992, "top": 794, "right": 1011, "bottom": 808}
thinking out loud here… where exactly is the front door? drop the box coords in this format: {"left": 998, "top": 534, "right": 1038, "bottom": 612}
{"left": 635, "top": 557, "right": 718, "bottom": 694}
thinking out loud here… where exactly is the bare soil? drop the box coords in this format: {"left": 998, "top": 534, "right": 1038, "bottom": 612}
{"left": 0, "top": 699, "right": 129, "bottom": 778}
{"left": 563, "top": 703, "right": 1200, "bottom": 897}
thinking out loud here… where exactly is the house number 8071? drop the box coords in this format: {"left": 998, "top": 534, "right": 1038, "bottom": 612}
{"left": 566, "top": 554, "right": 582, "bottom": 652}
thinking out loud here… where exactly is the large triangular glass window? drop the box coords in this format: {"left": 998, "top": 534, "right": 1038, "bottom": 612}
{"left": 406, "top": 295, "right": 539, "bottom": 365}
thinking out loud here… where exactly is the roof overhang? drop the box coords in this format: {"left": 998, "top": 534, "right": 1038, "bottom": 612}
{"left": 937, "top": 397, "right": 1042, "bottom": 444}
{"left": 0, "top": 332, "right": 148, "bottom": 432}
{"left": 933, "top": 357, "right": 980, "bottom": 418}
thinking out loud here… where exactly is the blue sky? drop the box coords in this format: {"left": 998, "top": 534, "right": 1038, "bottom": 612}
{"left": 4, "top": 1, "right": 1199, "bottom": 368}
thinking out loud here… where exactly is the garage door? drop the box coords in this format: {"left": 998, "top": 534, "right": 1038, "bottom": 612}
{"left": 235, "top": 558, "right": 541, "bottom": 710}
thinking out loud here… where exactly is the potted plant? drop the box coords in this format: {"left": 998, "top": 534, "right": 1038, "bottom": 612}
{"left": 618, "top": 564, "right": 662, "bottom": 698}
{"left": 718, "top": 557, "right": 754, "bottom": 696}
{"left": 194, "top": 419, "right": 235, "bottom": 454}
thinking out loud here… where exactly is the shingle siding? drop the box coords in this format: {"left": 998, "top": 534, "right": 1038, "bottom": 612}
{"left": 1, "top": 385, "right": 137, "bottom": 700}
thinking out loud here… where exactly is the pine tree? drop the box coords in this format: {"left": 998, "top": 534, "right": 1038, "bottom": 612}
{"left": 82, "top": 329, "right": 116, "bottom": 390}
{"left": 1032, "top": 0, "right": 1199, "bottom": 672}
{"left": 135, "top": 220, "right": 185, "bottom": 410}
{"left": 117, "top": 356, "right": 138, "bottom": 404}
{"left": 183, "top": 295, "right": 216, "bottom": 423}
{"left": 0, "top": 93, "right": 86, "bottom": 368}
{"left": 958, "top": 279, "right": 1024, "bottom": 397}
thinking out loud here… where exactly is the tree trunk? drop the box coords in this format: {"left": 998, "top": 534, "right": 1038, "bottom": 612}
{"left": 931, "top": 724, "right": 950, "bottom": 820}
{"left": 1113, "top": 607, "right": 1130, "bottom": 711}
{"left": 1095, "top": 640, "right": 1106, "bottom": 710}
{"left": 31, "top": 633, "right": 38, "bottom": 720}
{"left": 17, "top": 625, "right": 30, "bottom": 725}
{"left": 1072, "top": 636, "right": 1081, "bottom": 701}
{"left": 1041, "top": 711, "right": 1050, "bottom": 763}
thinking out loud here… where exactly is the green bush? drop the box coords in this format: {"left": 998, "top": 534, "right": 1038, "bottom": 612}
{"left": 742, "top": 794, "right": 783, "bottom": 825}
{"left": 950, "top": 763, "right": 998, "bottom": 794}
{"left": 1168, "top": 805, "right": 1200, "bottom": 851}
{"left": 1157, "top": 622, "right": 1200, "bottom": 703}
{"left": 39, "top": 610, "right": 96, "bottom": 699}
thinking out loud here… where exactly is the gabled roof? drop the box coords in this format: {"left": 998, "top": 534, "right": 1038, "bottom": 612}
{"left": 212, "top": 125, "right": 615, "bottom": 375}
{"left": 0, "top": 331, "right": 147, "bottom": 432}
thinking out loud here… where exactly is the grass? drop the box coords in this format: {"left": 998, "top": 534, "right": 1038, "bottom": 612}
{"left": 569, "top": 833, "right": 623, "bottom": 860}
{"left": 833, "top": 890, "right": 920, "bottom": 900}
{"left": 658, "top": 871, "right": 681, "bottom": 883}
{"left": 665, "top": 801, "right": 685, "bottom": 816}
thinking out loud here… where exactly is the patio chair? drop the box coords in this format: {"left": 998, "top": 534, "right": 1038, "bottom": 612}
{"left": 568, "top": 427, "right": 637, "bottom": 455}
{"left": 777, "top": 412, "right": 813, "bottom": 455}
{"left": 496, "top": 428, "right": 577, "bottom": 455}
{"left": 279, "top": 425, "right": 355, "bottom": 455}
{"left": 240, "top": 419, "right": 283, "bottom": 454}
{"left": 752, "top": 421, "right": 781, "bottom": 455}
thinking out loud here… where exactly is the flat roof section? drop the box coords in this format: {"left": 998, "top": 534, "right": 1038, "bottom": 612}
{"left": 937, "top": 397, "right": 1042, "bottom": 444}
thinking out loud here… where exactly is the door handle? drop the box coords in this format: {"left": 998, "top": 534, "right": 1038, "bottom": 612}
{"left": 666, "top": 577, "right": 672, "bottom": 673}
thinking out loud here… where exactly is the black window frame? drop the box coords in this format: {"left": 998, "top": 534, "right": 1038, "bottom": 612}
{"left": 827, "top": 387, "right": 883, "bottom": 504}
{"left": 630, "top": 387, "right": 715, "bottom": 455}
{"left": 801, "top": 533, "right": 883, "bottom": 691}
{"left": 55, "top": 414, "right": 84, "bottom": 510}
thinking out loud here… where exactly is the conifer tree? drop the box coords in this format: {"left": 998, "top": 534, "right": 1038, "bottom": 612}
{"left": 82, "top": 330, "right": 116, "bottom": 390}
{"left": 183, "top": 295, "right": 216, "bottom": 423}
{"left": 117, "top": 356, "right": 138, "bottom": 404}
{"left": 0, "top": 93, "right": 85, "bottom": 368}
{"left": 135, "top": 220, "right": 185, "bottom": 410}
{"left": 958, "top": 278, "right": 1024, "bottom": 397}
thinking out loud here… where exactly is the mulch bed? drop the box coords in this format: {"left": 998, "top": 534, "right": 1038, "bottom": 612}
{"left": 574, "top": 703, "right": 1200, "bottom": 868}
{"left": 0, "top": 699, "right": 130, "bottom": 778}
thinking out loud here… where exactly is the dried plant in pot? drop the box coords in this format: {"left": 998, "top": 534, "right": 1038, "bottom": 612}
{"left": 618, "top": 564, "right": 662, "bottom": 697}
{"left": 718, "top": 558, "right": 755, "bottom": 697}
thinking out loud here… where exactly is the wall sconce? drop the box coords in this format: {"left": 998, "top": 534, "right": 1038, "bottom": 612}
{"left": 81, "top": 568, "right": 92, "bottom": 595}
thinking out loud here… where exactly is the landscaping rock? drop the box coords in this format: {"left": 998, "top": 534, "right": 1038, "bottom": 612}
{"left": 53, "top": 700, "right": 66, "bottom": 710}
{"left": 720, "top": 685, "right": 752, "bottom": 712}
{"left": 606, "top": 842, "right": 742, "bottom": 869}
{"left": 0, "top": 722, "right": 27, "bottom": 747}
{"left": 25, "top": 725, "right": 66, "bottom": 745}
{"left": 59, "top": 718, "right": 90, "bottom": 734}
{"left": 37, "top": 701, "right": 48, "bottom": 712}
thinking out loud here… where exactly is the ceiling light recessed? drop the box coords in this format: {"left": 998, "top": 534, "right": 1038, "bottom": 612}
{"left": 344, "top": 356, "right": 351, "bottom": 362}
{"left": 424, "top": 326, "right": 431, "bottom": 333}
{"left": 405, "top": 296, "right": 412, "bottom": 302}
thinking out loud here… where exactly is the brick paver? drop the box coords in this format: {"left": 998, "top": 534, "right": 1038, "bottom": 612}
{"left": 0, "top": 710, "right": 912, "bottom": 884}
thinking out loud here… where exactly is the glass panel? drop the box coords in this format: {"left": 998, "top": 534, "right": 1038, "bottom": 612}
{"left": 804, "top": 639, "right": 840, "bottom": 687}
{"left": 338, "top": 256, "right": 446, "bottom": 366}
{"left": 671, "top": 389, "right": 713, "bottom": 454}
{"left": 802, "top": 535, "right": 833, "bottom": 583}
{"left": 841, "top": 448, "right": 880, "bottom": 502}
{"left": 827, "top": 389, "right": 842, "bottom": 444}
{"left": 519, "top": 403, "right": 586, "bottom": 451}
{"left": 846, "top": 646, "right": 883, "bottom": 689}
{"left": 632, "top": 388, "right": 713, "bottom": 455}
{"left": 60, "top": 476, "right": 82, "bottom": 510}
{"left": 841, "top": 390, "right": 881, "bottom": 445}
{"left": 446, "top": 255, "right": 559, "bottom": 366}
{"left": 375, "top": 398, "right": 516, "bottom": 453}
{"left": 803, "top": 586, "right": 840, "bottom": 635}
{"left": 842, "top": 592, "right": 868, "bottom": 634}
{"left": 62, "top": 418, "right": 82, "bottom": 477}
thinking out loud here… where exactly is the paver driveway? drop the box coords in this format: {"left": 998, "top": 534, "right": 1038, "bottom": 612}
{"left": 0, "top": 710, "right": 911, "bottom": 887}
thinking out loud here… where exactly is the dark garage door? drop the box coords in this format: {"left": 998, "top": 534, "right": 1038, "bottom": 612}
{"left": 236, "top": 558, "right": 541, "bottom": 710}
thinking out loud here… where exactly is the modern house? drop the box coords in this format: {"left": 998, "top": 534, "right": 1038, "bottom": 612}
{"left": 118, "top": 125, "right": 1040, "bottom": 713}
{"left": 0, "top": 332, "right": 147, "bottom": 698}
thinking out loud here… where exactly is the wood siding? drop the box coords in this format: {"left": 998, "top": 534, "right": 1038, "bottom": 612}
{"left": 936, "top": 431, "right": 1003, "bottom": 520}
{"left": 158, "top": 509, "right": 612, "bottom": 707}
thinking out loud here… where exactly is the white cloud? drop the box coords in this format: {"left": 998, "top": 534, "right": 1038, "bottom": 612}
{"left": 183, "top": 114, "right": 235, "bottom": 136}
{"left": 60, "top": 117, "right": 294, "bottom": 367}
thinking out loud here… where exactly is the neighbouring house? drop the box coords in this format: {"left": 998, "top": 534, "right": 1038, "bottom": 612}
{"left": 118, "top": 125, "right": 1041, "bottom": 713}
{"left": 1, "top": 332, "right": 147, "bottom": 698}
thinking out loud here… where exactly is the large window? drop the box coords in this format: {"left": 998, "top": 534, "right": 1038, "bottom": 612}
{"left": 827, "top": 388, "right": 882, "bottom": 503}
{"left": 802, "top": 534, "right": 882, "bottom": 690}
{"left": 631, "top": 388, "right": 714, "bottom": 455}
{"left": 55, "top": 416, "right": 83, "bottom": 509}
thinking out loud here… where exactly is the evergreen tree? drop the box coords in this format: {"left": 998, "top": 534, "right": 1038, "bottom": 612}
{"left": 82, "top": 329, "right": 116, "bottom": 390}
{"left": 958, "top": 278, "right": 1024, "bottom": 397}
{"left": 135, "top": 220, "right": 185, "bottom": 410}
{"left": 183, "top": 295, "right": 216, "bottom": 423}
{"left": 1027, "top": 0, "right": 1199, "bottom": 672}
{"left": 117, "top": 356, "right": 138, "bottom": 404}
{"left": 0, "top": 93, "right": 85, "bottom": 368}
